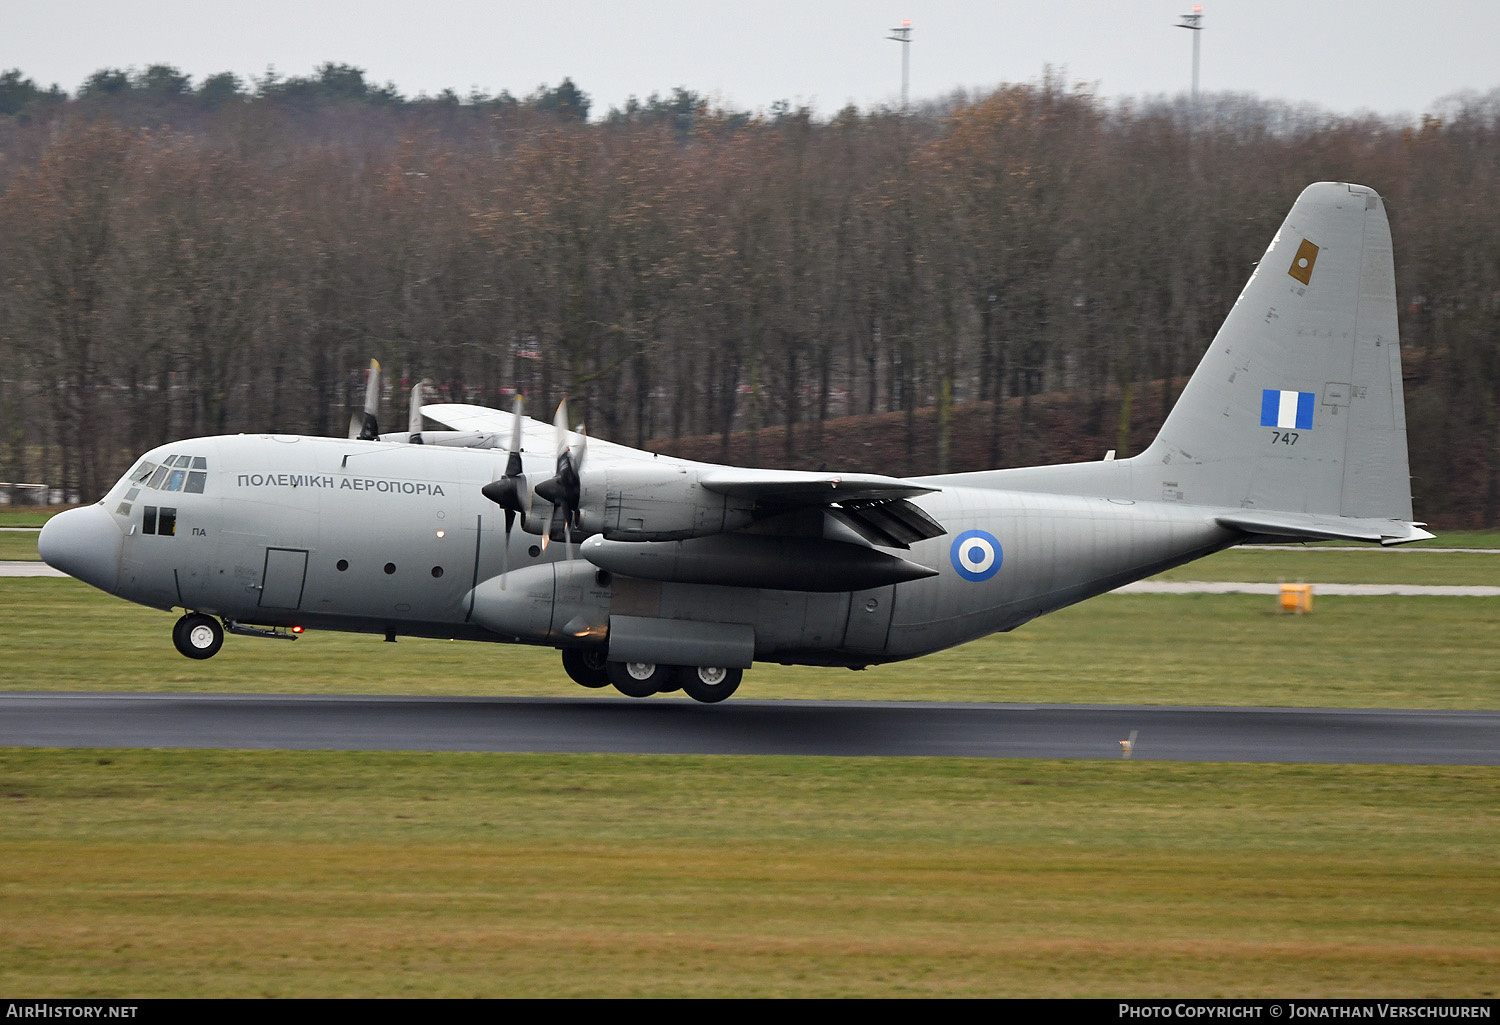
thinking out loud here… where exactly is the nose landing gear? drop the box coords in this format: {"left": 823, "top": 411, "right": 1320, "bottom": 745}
{"left": 172, "top": 613, "right": 224, "bottom": 659}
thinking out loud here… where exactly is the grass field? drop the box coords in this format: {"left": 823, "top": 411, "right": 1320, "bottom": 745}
{"left": 4, "top": 579, "right": 1499, "bottom": 707}
{"left": 3, "top": 749, "right": 1496, "bottom": 997}
{"left": 3, "top": 519, "right": 1496, "bottom": 997}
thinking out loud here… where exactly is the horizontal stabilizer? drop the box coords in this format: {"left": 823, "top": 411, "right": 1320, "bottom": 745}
{"left": 1215, "top": 511, "right": 1435, "bottom": 546}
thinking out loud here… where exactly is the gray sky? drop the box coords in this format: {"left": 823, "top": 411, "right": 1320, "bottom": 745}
{"left": 9, "top": 1, "right": 1499, "bottom": 119}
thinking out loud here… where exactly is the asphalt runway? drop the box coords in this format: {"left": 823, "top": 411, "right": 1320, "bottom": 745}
{"left": 1, "top": 692, "right": 1495, "bottom": 764}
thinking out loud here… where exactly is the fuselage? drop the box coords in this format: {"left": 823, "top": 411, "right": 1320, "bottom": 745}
{"left": 43, "top": 432, "right": 1239, "bottom": 666}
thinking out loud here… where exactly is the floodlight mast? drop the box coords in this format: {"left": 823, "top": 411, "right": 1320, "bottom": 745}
{"left": 887, "top": 19, "right": 912, "bottom": 112}
{"left": 1178, "top": 5, "right": 1203, "bottom": 111}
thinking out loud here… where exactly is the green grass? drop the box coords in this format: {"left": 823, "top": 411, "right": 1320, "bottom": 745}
{"left": 1408, "top": 530, "right": 1500, "bottom": 549}
{"left": 0, "top": 508, "right": 57, "bottom": 529}
{"left": 1, "top": 749, "right": 1496, "bottom": 997}
{"left": 5, "top": 536, "right": 1497, "bottom": 998}
{"left": 0, "top": 507, "right": 53, "bottom": 559}
{"left": 4, "top": 579, "right": 1497, "bottom": 708}
{"left": 1149, "top": 544, "right": 1500, "bottom": 586}
{"left": 0, "top": 531, "right": 41, "bottom": 560}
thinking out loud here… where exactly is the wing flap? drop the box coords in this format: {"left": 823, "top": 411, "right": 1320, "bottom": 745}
{"left": 828, "top": 498, "right": 947, "bottom": 549}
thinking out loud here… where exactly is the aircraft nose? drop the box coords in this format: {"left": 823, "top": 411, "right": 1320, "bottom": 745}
{"left": 39, "top": 504, "right": 124, "bottom": 595}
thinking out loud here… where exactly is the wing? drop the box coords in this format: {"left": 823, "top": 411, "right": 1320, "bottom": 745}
{"left": 699, "top": 468, "right": 945, "bottom": 549}
{"left": 421, "top": 402, "right": 657, "bottom": 463}
{"left": 419, "top": 402, "right": 545, "bottom": 447}
{"left": 427, "top": 404, "right": 947, "bottom": 591}
{"left": 698, "top": 467, "right": 934, "bottom": 503}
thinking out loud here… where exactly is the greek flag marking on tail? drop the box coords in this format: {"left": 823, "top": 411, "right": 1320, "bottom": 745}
{"left": 1260, "top": 389, "right": 1315, "bottom": 430}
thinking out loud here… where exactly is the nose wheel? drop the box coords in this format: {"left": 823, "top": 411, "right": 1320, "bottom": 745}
{"left": 172, "top": 613, "right": 224, "bottom": 660}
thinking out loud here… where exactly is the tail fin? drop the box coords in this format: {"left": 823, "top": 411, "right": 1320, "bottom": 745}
{"left": 926, "top": 182, "right": 1430, "bottom": 544}
{"left": 1139, "top": 181, "right": 1429, "bottom": 542}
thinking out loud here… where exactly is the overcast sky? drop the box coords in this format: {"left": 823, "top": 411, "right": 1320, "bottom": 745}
{"left": 9, "top": 1, "right": 1499, "bottom": 120}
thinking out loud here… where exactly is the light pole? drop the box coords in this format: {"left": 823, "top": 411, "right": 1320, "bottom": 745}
{"left": 1177, "top": 5, "right": 1203, "bottom": 115}
{"left": 887, "top": 19, "right": 912, "bottom": 112}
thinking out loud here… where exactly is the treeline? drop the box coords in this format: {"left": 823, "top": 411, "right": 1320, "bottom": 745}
{"left": 1, "top": 65, "right": 1497, "bottom": 526}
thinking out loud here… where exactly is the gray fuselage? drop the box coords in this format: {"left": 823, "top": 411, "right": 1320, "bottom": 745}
{"left": 81, "top": 432, "right": 1236, "bottom": 667}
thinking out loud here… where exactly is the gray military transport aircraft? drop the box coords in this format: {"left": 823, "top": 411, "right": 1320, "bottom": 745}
{"left": 40, "top": 182, "right": 1432, "bottom": 703}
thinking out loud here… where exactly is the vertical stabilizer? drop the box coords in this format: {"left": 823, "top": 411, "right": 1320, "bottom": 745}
{"left": 1140, "top": 182, "right": 1418, "bottom": 527}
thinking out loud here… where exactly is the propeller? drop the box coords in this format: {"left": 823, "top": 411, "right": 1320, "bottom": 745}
{"left": 406, "top": 378, "right": 429, "bottom": 443}
{"left": 349, "top": 359, "right": 381, "bottom": 441}
{"left": 533, "top": 399, "right": 586, "bottom": 555}
{"left": 479, "top": 396, "right": 529, "bottom": 586}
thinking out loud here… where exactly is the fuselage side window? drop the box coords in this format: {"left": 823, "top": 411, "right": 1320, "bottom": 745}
{"left": 158, "top": 508, "right": 177, "bottom": 536}
{"left": 143, "top": 506, "right": 157, "bottom": 535}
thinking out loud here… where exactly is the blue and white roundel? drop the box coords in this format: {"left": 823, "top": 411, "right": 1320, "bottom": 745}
{"left": 950, "top": 529, "right": 1002, "bottom": 582}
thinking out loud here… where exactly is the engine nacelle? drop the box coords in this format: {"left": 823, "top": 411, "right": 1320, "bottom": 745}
{"left": 528, "top": 464, "right": 756, "bottom": 542}
{"left": 467, "top": 561, "right": 610, "bottom": 643}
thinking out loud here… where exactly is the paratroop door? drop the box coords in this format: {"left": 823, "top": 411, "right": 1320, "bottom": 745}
{"left": 259, "top": 548, "right": 308, "bottom": 609}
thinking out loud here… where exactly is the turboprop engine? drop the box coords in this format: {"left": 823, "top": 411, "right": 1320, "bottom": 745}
{"left": 566, "top": 463, "right": 757, "bottom": 542}
{"left": 502, "top": 400, "right": 758, "bottom": 546}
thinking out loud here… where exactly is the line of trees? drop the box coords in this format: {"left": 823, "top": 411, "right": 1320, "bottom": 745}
{"left": 1, "top": 65, "right": 1497, "bottom": 526}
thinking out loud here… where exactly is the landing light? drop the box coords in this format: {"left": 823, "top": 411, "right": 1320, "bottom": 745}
{"left": 291, "top": 625, "right": 305, "bottom": 634}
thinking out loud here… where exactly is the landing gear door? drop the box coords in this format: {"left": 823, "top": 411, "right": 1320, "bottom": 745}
{"left": 842, "top": 585, "right": 894, "bottom": 656}
{"left": 259, "top": 548, "right": 309, "bottom": 610}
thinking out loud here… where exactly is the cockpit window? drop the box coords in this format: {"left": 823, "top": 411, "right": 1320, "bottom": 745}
{"left": 133, "top": 455, "right": 210, "bottom": 492}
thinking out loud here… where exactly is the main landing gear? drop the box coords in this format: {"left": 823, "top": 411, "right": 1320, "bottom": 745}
{"left": 172, "top": 613, "right": 224, "bottom": 659}
{"left": 561, "top": 647, "right": 611, "bottom": 688}
{"left": 562, "top": 651, "right": 743, "bottom": 703}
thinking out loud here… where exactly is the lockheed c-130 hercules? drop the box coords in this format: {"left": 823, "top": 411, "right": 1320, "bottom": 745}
{"left": 40, "top": 183, "right": 1432, "bottom": 703}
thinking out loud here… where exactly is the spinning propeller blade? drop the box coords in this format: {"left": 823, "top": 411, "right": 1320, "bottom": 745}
{"left": 533, "top": 399, "right": 585, "bottom": 556}
{"left": 479, "top": 396, "right": 529, "bottom": 588}
{"left": 407, "top": 378, "right": 429, "bottom": 442}
{"left": 353, "top": 359, "right": 381, "bottom": 441}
